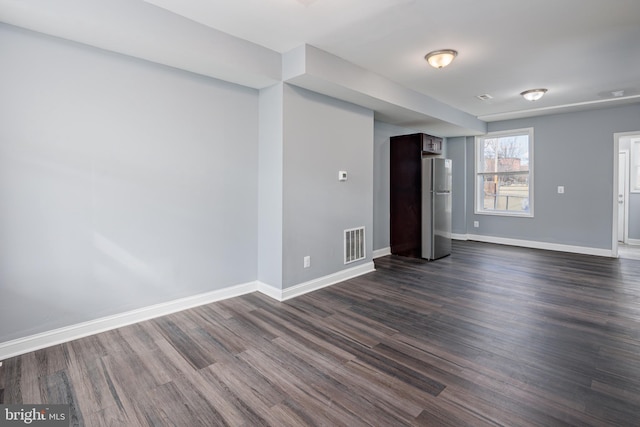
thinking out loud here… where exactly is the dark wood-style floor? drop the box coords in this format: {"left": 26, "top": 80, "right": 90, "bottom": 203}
{"left": 2, "top": 240, "right": 640, "bottom": 426}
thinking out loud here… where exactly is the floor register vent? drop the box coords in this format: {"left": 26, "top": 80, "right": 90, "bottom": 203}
{"left": 344, "top": 226, "right": 365, "bottom": 264}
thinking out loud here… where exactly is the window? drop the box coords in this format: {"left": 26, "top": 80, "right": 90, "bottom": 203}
{"left": 632, "top": 138, "right": 640, "bottom": 193}
{"left": 475, "top": 128, "right": 533, "bottom": 216}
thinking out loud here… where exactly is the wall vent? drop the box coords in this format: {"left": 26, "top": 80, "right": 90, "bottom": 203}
{"left": 344, "top": 227, "right": 365, "bottom": 264}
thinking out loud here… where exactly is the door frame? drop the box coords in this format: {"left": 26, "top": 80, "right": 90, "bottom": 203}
{"left": 618, "top": 149, "right": 629, "bottom": 244}
{"left": 613, "top": 131, "right": 640, "bottom": 257}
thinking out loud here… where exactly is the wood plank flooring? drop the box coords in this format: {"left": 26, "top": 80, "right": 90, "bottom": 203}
{"left": 2, "top": 240, "right": 640, "bottom": 426}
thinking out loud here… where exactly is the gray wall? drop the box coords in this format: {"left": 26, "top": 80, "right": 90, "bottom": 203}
{"left": 458, "top": 104, "right": 640, "bottom": 250}
{"left": 0, "top": 24, "right": 259, "bottom": 342}
{"left": 4, "top": 21, "right": 639, "bottom": 347}
{"left": 258, "top": 83, "right": 284, "bottom": 288}
{"left": 447, "top": 137, "right": 468, "bottom": 235}
{"left": 630, "top": 195, "right": 640, "bottom": 240}
{"left": 282, "top": 85, "right": 374, "bottom": 287}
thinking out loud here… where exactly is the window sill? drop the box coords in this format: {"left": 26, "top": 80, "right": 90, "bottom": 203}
{"left": 474, "top": 210, "right": 534, "bottom": 218}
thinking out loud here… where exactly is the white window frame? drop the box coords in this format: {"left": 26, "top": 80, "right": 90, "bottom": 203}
{"left": 631, "top": 138, "right": 640, "bottom": 193}
{"left": 475, "top": 128, "right": 534, "bottom": 217}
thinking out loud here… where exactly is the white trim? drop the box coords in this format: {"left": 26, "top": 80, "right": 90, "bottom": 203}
{"left": 612, "top": 131, "right": 640, "bottom": 258}
{"left": 0, "top": 281, "right": 258, "bottom": 360}
{"left": 255, "top": 281, "right": 282, "bottom": 301}
{"left": 627, "top": 238, "right": 640, "bottom": 246}
{"left": 613, "top": 134, "right": 620, "bottom": 257}
{"left": 257, "top": 262, "right": 375, "bottom": 301}
{"left": 372, "top": 247, "right": 391, "bottom": 258}
{"left": 474, "top": 127, "right": 534, "bottom": 218}
{"left": 465, "top": 234, "right": 614, "bottom": 257}
{"left": 451, "top": 233, "right": 469, "bottom": 241}
{"left": 619, "top": 149, "right": 630, "bottom": 244}
{"left": 0, "top": 263, "right": 377, "bottom": 359}
{"left": 279, "top": 262, "right": 375, "bottom": 301}
{"left": 631, "top": 138, "right": 640, "bottom": 193}
{"left": 477, "top": 94, "right": 640, "bottom": 122}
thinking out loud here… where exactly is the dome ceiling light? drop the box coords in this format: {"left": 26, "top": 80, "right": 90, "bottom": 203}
{"left": 520, "top": 88, "right": 548, "bottom": 101}
{"left": 424, "top": 49, "right": 458, "bottom": 69}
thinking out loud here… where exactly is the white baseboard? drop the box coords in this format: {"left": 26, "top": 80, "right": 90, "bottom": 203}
{"left": 0, "top": 281, "right": 258, "bottom": 360}
{"left": 463, "top": 233, "right": 614, "bottom": 257}
{"left": 626, "top": 238, "right": 640, "bottom": 246}
{"left": 451, "top": 233, "right": 469, "bottom": 241}
{"left": 372, "top": 247, "right": 391, "bottom": 258}
{"left": 0, "top": 262, "right": 377, "bottom": 360}
{"left": 8, "top": 230, "right": 610, "bottom": 359}
{"left": 258, "top": 261, "right": 376, "bottom": 302}
{"left": 255, "top": 281, "right": 282, "bottom": 301}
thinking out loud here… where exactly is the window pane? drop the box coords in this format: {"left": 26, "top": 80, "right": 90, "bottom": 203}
{"left": 480, "top": 135, "right": 529, "bottom": 173}
{"left": 479, "top": 173, "right": 530, "bottom": 213}
{"left": 476, "top": 128, "right": 533, "bottom": 216}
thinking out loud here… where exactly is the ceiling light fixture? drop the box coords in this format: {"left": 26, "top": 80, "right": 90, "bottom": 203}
{"left": 520, "top": 88, "right": 548, "bottom": 101}
{"left": 425, "top": 49, "right": 458, "bottom": 69}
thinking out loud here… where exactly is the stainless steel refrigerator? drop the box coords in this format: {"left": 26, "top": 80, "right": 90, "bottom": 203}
{"left": 421, "top": 157, "right": 452, "bottom": 260}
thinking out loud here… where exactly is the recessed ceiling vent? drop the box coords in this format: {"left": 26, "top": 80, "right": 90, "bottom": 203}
{"left": 344, "top": 227, "right": 365, "bottom": 264}
{"left": 476, "top": 94, "right": 493, "bottom": 101}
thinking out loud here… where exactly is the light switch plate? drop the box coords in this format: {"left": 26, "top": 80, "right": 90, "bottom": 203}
{"left": 557, "top": 186, "right": 565, "bottom": 194}
{"left": 338, "top": 171, "right": 347, "bottom": 181}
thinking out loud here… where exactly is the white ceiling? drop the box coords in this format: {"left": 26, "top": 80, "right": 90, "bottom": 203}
{"left": 2, "top": 0, "right": 640, "bottom": 127}
{"left": 142, "top": 0, "right": 640, "bottom": 119}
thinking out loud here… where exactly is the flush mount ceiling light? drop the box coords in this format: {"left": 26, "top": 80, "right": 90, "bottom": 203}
{"left": 520, "top": 88, "right": 548, "bottom": 101}
{"left": 424, "top": 49, "right": 458, "bottom": 69}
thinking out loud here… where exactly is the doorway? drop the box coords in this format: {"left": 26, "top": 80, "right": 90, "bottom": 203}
{"left": 613, "top": 131, "right": 640, "bottom": 258}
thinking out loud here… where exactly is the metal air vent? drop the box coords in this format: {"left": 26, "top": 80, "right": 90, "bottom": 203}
{"left": 344, "top": 227, "right": 365, "bottom": 264}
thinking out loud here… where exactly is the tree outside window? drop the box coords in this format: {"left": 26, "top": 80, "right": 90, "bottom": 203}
{"left": 475, "top": 128, "right": 533, "bottom": 217}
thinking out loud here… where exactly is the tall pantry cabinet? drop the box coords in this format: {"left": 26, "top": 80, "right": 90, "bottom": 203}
{"left": 390, "top": 133, "right": 442, "bottom": 258}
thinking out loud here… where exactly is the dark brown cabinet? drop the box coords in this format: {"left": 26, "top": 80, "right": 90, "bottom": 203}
{"left": 421, "top": 134, "right": 443, "bottom": 154}
{"left": 390, "top": 133, "right": 443, "bottom": 258}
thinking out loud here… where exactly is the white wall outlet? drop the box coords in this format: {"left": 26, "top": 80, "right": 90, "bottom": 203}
{"left": 557, "top": 186, "right": 565, "bottom": 194}
{"left": 474, "top": 221, "right": 479, "bottom": 228}
{"left": 338, "top": 171, "right": 347, "bottom": 181}
{"left": 303, "top": 256, "right": 311, "bottom": 268}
